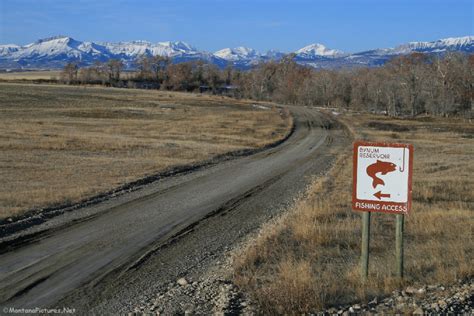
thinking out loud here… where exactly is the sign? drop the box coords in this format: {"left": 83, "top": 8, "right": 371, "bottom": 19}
{"left": 352, "top": 141, "right": 413, "bottom": 215}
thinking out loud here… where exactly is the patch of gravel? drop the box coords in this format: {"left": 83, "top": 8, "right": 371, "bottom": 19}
{"left": 130, "top": 250, "right": 254, "bottom": 315}
{"left": 325, "top": 279, "right": 473, "bottom": 315}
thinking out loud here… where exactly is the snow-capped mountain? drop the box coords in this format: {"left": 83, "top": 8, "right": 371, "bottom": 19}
{"left": 392, "top": 36, "right": 474, "bottom": 54}
{"left": 338, "top": 36, "right": 474, "bottom": 68}
{"left": 0, "top": 36, "right": 219, "bottom": 69}
{"left": 102, "top": 40, "right": 198, "bottom": 58}
{"left": 0, "top": 44, "right": 21, "bottom": 57}
{"left": 213, "top": 47, "right": 268, "bottom": 68}
{"left": 0, "top": 35, "right": 472, "bottom": 70}
{"left": 214, "top": 47, "right": 260, "bottom": 61}
{"left": 295, "top": 43, "right": 345, "bottom": 58}
{"left": 13, "top": 36, "right": 108, "bottom": 61}
{"left": 214, "top": 47, "right": 288, "bottom": 68}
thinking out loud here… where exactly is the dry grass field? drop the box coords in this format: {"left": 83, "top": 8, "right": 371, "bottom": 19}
{"left": 0, "top": 70, "right": 137, "bottom": 81}
{"left": 0, "top": 70, "right": 61, "bottom": 80}
{"left": 0, "top": 83, "right": 291, "bottom": 219}
{"left": 233, "top": 113, "right": 473, "bottom": 313}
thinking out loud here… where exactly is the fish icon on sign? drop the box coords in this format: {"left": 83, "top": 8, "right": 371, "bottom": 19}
{"left": 366, "top": 160, "right": 396, "bottom": 188}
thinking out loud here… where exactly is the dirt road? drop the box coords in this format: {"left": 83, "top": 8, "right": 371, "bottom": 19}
{"left": 0, "top": 106, "right": 349, "bottom": 314}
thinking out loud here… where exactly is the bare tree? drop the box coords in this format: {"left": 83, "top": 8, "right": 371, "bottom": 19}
{"left": 107, "top": 59, "right": 124, "bottom": 83}
{"left": 150, "top": 56, "right": 170, "bottom": 83}
{"left": 61, "top": 62, "right": 78, "bottom": 84}
{"left": 136, "top": 55, "right": 152, "bottom": 80}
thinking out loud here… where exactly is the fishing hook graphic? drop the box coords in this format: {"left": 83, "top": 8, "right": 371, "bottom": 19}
{"left": 399, "top": 147, "right": 406, "bottom": 172}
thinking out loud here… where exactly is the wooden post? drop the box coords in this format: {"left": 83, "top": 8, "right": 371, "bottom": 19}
{"left": 395, "top": 214, "right": 404, "bottom": 278}
{"left": 361, "top": 211, "right": 371, "bottom": 281}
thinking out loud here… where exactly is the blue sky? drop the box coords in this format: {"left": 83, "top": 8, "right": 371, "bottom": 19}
{"left": 1, "top": 0, "right": 472, "bottom": 53}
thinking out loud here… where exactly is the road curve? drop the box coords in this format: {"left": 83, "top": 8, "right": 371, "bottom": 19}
{"left": 0, "top": 106, "right": 349, "bottom": 313}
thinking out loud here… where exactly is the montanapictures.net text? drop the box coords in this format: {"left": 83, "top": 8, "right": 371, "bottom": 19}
{"left": 3, "top": 307, "right": 76, "bottom": 314}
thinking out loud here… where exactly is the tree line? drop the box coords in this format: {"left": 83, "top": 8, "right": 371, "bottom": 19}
{"left": 61, "top": 52, "right": 473, "bottom": 117}
{"left": 61, "top": 56, "right": 231, "bottom": 91}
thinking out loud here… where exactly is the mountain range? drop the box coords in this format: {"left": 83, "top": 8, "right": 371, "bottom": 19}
{"left": 0, "top": 35, "right": 472, "bottom": 70}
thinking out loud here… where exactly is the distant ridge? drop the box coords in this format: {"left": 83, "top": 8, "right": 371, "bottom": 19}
{"left": 0, "top": 36, "right": 472, "bottom": 70}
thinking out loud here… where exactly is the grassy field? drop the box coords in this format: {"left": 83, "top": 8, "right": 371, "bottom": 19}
{"left": 0, "top": 70, "right": 61, "bottom": 80}
{"left": 233, "top": 112, "right": 473, "bottom": 313}
{"left": 0, "top": 83, "right": 291, "bottom": 219}
{"left": 0, "top": 70, "right": 137, "bottom": 81}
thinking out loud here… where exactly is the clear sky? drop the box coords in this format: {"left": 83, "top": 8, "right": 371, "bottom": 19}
{"left": 1, "top": 0, "right": 472, "bottom": 53}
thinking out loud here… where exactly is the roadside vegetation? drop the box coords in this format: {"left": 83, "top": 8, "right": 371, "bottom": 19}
{"left": 232, "top": 113, "right": 473, "bottom": 313}
{"left": 0, "top": 83, "right": 291, "bottom": 219}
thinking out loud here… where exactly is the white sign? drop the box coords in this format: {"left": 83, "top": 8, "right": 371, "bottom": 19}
{"left": 353, "top": 141, "right": 413, "bottom": 214}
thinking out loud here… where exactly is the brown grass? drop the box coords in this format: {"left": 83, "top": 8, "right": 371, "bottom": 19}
{"left": 233, "top": 113, "right": 473, "bottom": 313}
{"left": 0, "top": 70, "right": 138, "bottom": 81}
{"left": 0, "top": 70, "right": 61, "bottom": 80}
{"left": 0, "top": 83, "right": 291, "bottom": 219}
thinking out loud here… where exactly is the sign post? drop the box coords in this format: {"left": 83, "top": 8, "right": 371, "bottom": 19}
{"left": 361, "top": 211, "right": 370, "bottom": 281}
{"left": 395, "top": 214, "right": 404, "bottom": 278}
{"left": 352, "top": 141, "right": 413, "bottom": 281}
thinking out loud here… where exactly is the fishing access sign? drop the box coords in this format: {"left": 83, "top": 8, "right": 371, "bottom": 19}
{"left": 352, "top": 141, "right": 413, "bottom": 215}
